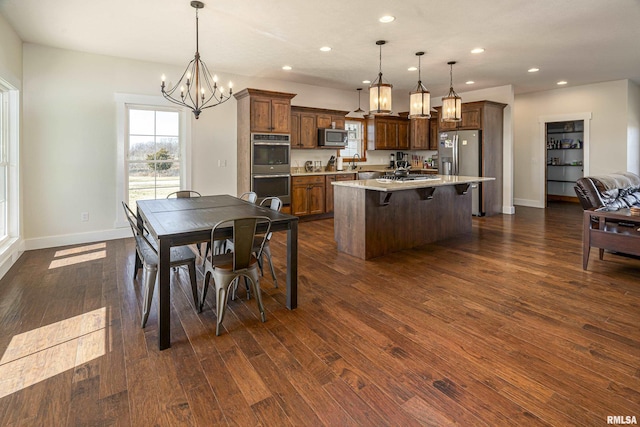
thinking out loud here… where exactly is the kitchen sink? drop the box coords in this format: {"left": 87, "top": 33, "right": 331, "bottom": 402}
{"left": 357, "top": 171, "right": 384, "bottom": 180}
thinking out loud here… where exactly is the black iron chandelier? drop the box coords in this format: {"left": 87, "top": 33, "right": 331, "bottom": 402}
{"left": 161, "top": 1, "right": 232, "bottom": 119}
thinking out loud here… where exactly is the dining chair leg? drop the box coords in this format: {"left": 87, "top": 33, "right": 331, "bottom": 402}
{"left": 246, "top": 274, "right": 266, "bottom": 323}
{"left": 215, "top": 283, "right": 229, "bottom": 336}
{"left": 263, "top": 246, "right": 278, "bottom": 288}
{"left": 141, "top": 264, "right": 158, "bottom": 328}
{"left": 133, "top": 253, "right": 142, "bottom": 280}
{"left": 199, "top": 270, "right": 212, "bottom": 312}
{"left": 187, "top": 261, "right": 199, "bottom": 309}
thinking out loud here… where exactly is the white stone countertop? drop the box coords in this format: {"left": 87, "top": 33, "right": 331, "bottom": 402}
{"left": 331, "top": 175, "right": 495, "bottom": 192}
{"left": 291, "top": 164, "right": 439, "bottom": 176}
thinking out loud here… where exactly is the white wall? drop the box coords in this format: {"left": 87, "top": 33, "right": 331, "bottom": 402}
{"left": 513, "top": 80, "right": 633, "bottom": 207}
{"left": 0, "top": 13, "right": 22, "bottom": 89}
{"left": 627, "top": 80, "right": 640, "bottom": 173}
{"left": 22, "top": 43, "right": 362, "bottom": 248}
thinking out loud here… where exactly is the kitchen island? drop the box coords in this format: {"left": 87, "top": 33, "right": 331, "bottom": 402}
{"left": 332, "top": 175, "right": 495, "bottom": 259}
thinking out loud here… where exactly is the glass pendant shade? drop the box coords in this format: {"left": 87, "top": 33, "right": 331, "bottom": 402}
{"left": 409, "top": 52, "right": 430, "bottom": 119}
{"left": 441, "top": 61, "right": 461, "bottom": 122}
{"left": 369, "top": 40, "right": 392, "bottom": 115}
{"left": 370, "top": 80, "right": 393, "bottom": 115}
{"left": 409, "top": 88, "right": 431, "bottom": 119}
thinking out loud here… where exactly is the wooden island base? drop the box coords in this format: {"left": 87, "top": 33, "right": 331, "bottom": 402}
{"left": 333, "top": 183, "right": 473, "bottom": 260}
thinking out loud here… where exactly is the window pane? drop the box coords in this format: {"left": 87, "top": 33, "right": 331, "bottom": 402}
{"left": 156, "top": 111, "right": 179, "bottom": 136}
{"left": 129, "top": 109, "right": 155, "bottom": 135}
{"left": 129, "top": 163, "right": 157, "bottom": 206}
{"left": 157, "top": 136, "right": 179, "bottom": 160}
{"left": 129, "top": 135, "right": 155, "bottom": 161}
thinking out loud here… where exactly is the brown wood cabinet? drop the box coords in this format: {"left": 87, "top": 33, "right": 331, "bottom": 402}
{"left": 437, "top": 102, "right": 482, "bottom": 131}
{"left": 366, "top": 116, "right": 410, "bottom": 150}
{"left": 234, "top": 88, "right": 297, "bottom": 196}
{"left": 409, "top": 118, "right": 430, "bottom": 150}
{"left": 291, "top": 175, "right": 325, "bottom": 216}
{"left": 234, "top": 89, "right": 295, "bottom": 133}
{"left": 290, "top": 106, "right": 349, "bottom": 149}
{"left": 325, "top": 173, "right": 356, "bottom": 213}
{"left": 429, "top": 117, "right": 439, "bottom": 150}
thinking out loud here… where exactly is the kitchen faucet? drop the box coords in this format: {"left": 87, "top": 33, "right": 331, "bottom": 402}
{"left": 351, "top": 153, "right": 360, "bottom": 170}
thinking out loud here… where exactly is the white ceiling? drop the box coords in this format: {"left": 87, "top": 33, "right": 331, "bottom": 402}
{"left": 2, "top": 0, "right": 640, "bottom": 98}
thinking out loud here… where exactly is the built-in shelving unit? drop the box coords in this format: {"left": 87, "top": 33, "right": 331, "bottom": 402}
{"left": 546, "top": 120, "right": 584, "bottom": 202}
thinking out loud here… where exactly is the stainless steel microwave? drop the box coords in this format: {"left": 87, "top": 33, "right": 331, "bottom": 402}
{"left": 318, "top": 128, "right": 348, "bottom": 147}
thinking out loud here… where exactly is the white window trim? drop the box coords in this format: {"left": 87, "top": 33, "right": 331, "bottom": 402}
{"left": 0, "top": 76, "right": 21, "bottom": 272}
{"left": 114, "top": 93, "right": 191, "bottom": 228}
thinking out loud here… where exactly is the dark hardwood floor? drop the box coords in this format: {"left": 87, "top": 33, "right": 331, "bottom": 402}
{"left": 0, "top": 202, "right": 638, "bottom": 426}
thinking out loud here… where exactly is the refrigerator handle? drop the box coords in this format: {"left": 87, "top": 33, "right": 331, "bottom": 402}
{"left": 453, "top": 134, "right": 459, "bottom": 175}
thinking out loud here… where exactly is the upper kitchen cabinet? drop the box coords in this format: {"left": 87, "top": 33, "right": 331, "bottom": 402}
{"left": 436, "top": 102, "right": 482, "bottom": 131}
{"left": 366, "top": 116, "right": 410, "bottom": 150}
{"left": 409, "top": 118, "right": 430, "bottom": 150}
{"left": 290, "top": 106, "right": 349, "bottom": 149}
{"left": 234, "top": 88, "right": 296, "bottom": 133}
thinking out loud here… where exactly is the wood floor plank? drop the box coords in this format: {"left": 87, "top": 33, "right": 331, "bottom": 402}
{"left": 0, "top": 202, "right": 638, "bottom": 425}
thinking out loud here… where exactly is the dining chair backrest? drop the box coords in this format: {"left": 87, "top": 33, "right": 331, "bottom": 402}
{"left": 167, "top": 190, "right": 201, "bottom": 199}
{"left": 260, "top": 196, "right": 283, "bottom": 212}
{"left": 211, "top": 216, "right": 271, "bottom": 271}
{"left": 240, "top": 192, "right": 258, "bottom": 204}
{"left": 122, "top": 202, "right": 158, "bottom": 256}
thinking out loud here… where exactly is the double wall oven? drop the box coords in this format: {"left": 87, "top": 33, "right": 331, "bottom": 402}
{"left": 251, "top": 133, "right": 291, "bottom": 204}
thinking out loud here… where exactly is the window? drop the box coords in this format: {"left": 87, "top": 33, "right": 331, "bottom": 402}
{"left": 0, "top": 78, "right": 18, "bottom": 247}
{"left": 340, "top": 119, "right": 366, "bottom": 162}
{"left": 125, "top": 106, "right": 182, "bottom": 210}
{"left": 0, "top": 92, "right": 7, "bottom": 241}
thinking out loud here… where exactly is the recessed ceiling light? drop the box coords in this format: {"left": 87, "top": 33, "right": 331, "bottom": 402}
{"left": 471, "top": 48, "right": 485, "bottom": 54}
{"left": 528, "top": 68, "right": 539, "bottom": 73}
{"left": 282, "top": 65, "right": 292, "bottom": 71}
{"left": 408, "top": 66, "right": 417, "bottom": 72}
{"left": 320, "top": 46, "right": 331, "bottom": 52}
{"left": 557, "top": 80, "right": 568, "bottom": 85}
{"left": 465, "top": 81, "right": 475, "bottom": 85}
{"left": 379, "top": 15, "right": 395, "bottom": 23}
{"left": 362, "top": 80, "right": 371, "bottom": 84}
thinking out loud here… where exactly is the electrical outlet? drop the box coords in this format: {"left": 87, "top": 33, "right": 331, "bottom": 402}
{"left": 80, "top": 212, "right": 89, "bottom": 222}
{"left": 218, "top": 159, "right": 227, "bottom": 167}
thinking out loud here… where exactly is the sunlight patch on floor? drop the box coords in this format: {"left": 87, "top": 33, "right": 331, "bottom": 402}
{"left": 49, "top": 243, "right": 107, "bottom": 269}
{"left": 0, "top": 307, "right": 107, "bottom": 399}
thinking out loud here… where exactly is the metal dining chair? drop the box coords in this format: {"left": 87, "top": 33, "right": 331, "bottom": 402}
{"left": 122, "top": 202, "right": 199, "bottom": 328}
{"left": 227, "top": 196, "right": 282, "bottom": 288}
{"left": 199, "top": 216, "right": 271, "bottom": 336}
{"left": 166, "top": 190, "right": 202, "bottom": 198}
{"left": 240, "top": 191, "right": 258, "bottom": 203}
{"left": 167, "top": 190, "right": 204, "bottom": 256}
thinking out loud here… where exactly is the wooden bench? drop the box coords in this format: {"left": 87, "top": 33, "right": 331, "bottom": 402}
{"left": 583, "top": 208, "right": 640, "bottom": 269}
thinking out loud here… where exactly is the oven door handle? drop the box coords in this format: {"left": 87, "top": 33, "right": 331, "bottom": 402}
{"left": 252, "top": 174, "right": 291, "bottom": 179}
{"left": 252, "top": 142, "right": 291, "bottom": 146}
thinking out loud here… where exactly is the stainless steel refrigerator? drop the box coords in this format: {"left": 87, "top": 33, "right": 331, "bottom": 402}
{"left": 438, "top": 130, "right": 483, "bottom": 216}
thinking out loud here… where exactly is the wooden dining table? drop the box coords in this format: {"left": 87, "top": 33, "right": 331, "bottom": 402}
{"left": 137, "top": 194, "right": 299, "bottom": 350}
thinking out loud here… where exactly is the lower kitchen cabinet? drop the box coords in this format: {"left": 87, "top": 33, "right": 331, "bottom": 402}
{"left": 325, "top": 173, "right": 356, "bottom": 213}
{"left": 291, "top": 175, "right": 325, "bottom": 216}
{"left": 292, "top": 173, "right": 356, "bottom": 217}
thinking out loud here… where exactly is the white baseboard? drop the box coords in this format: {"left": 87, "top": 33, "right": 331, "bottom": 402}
{"left": 24, "top": 227, "right": 131, "bottom": 251}
{"left": 0, "top": 237, "right": 24, "bottom": 281}
{"left": 502, "top": 205, "right": 516, "bottom": 214}
{"left": 514, "top": 198, "right": 545, "bottom": 208}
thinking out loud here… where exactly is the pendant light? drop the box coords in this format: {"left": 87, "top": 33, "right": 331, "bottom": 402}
{"left": 441, "top": 61, "right": 461, "bottom": 122}
{"left": 369, "top": 40, "right": 392, "bottom": 115}
{"left": 409, "top": 52, "right": 430, "bottom": 119}
{"left": 354, "top": 88, "right": 364, "bottom": 113}
{"left": 161, "top": 1, "right": 232, "bottom": 119}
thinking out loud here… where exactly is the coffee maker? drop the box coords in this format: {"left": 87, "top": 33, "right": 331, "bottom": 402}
{"left": 389, "top": 153, "right": 395, "bottom": 168}
{"left": 395, "top": 151, "right": 408, "bottom": 168}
